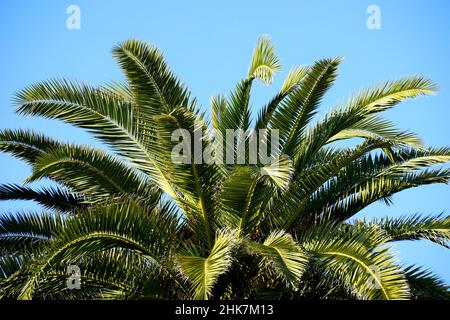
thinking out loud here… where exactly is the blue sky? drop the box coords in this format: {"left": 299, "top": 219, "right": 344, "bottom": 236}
{"left": 1, "top": 1, "right": 449, "bottom": 283}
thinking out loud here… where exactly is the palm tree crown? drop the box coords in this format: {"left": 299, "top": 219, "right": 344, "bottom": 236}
{"left": 0, "top": 36, "right": 449, "bottom": 300}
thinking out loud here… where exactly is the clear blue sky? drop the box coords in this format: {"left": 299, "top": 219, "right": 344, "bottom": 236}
{"left": 1, "top": 1, "right": 449, "bottom": 283}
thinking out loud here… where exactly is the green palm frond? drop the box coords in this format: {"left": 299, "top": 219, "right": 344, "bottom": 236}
{"left": 218, "top": 36, "right": 280, "bottom": 134}
{"left": 217, "top": 167, "right": 259, "bottom": 232}
{"left": 256, "top": 66, "right": 310, "bottom": 130}
{"left": 0, "top": 184, "right": 83, "bottom": 212}
{"left": 1, "top": 249, "right": 174, "bottom": 300}
{"left": 0, "top": 211, "right": 66, "bottom": 253}
{"left": 327, "top": 114, "right": 424, "bottom": 149}
{"left": 262, "top": 140, "right": 389, "bottom": 230}
{"left": 404, "top": 265, "right": 450, "bottom": 300}
{"left": 362, "top": 214, "right": 450, "bottom": 248}
{"left": 13, "top": 79, "right": 179, "bottom": 198}
{"left": 0, "top": 129, "right": 61, "bottom": 165}
{"left": 248, "top": 35, "right": 281, "bottom": 84}
{"left": 211, "top": 94, "right": 227, "bottom": 130}
{"left": 177, "top": 229, "right": 237, "bottom": 300}
{"left": 271, "top": 57, "right": 341, "bottom": 157}
{"left": 258, "top": 154, "right": 294, "bottom": 190}
{"left": 15, "top": 200, "right": 183, "bottom": 299}
{"left": 318, "top": 169, "right": 450, "bottom": 222}
{"left": 39, "top": 249, "right": 173, "bottom": 299}
{"left": 289, "top": 147, "right": 450, "bottom": 224}
{"left": 23, "top": 144, "right": 159, "bottom": 202}
{"left": 219, "top": 79, "right": 253, "bottom": 134}
{"left": 348, "top": 76, "right": 437, "bottom": 114}
{"left": 246, "top": 231, "right": 308, "bottom": 286}
{"left": 297, "top": 76, "right": 436, "bottom": 168}
{"left": 301, "top": 225, "right": 410, "bottom": 300}
{"left": 0, "top": 252, "right": 35, "bottom": 299}
{"left": 280, "top": 66, "right": 310, "bottom": 94}
{"left": 152, "top": 108, "right": 223, "bottom": 247}
{"left": 112, "top": 39, "right": 195, "bottom": 113}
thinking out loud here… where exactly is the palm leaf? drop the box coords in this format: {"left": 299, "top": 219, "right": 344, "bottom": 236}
{"left": 177, "top": 229, "right": 237, "bottom": 299}
{"left": 0, "top": 184, "right": 83, "bottom": 212}
{"left": 363, "top": 214, "right": 450, "bottom": 248}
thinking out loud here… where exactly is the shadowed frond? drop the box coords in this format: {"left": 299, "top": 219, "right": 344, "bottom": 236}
{"left": 15, "top": 200, "right": 183, "bottom": 299}
{"left": 0, "top": 129, "right": 61, "bottom": 165}
{"left": 0, "top": 211, "right": 66, "bottom": 253}
{"left": 404, "top": 265, "right": 450, "bottom": 300}
{"left": 0, "top": 184, "right": 83, "bottom": 212}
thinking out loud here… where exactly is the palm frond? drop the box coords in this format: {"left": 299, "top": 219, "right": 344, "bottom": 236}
{"left": 297, "top": 76, "right": 436, "bottom": 168}
{"left": 327, "top": 115, "right": 423, "bottom": 149}
{"left": 362, "top": 214, "right": 450, "bottom": 248}
{"left": 246, "top": 231, "right": 308, "bottom": 286}
{"left": 0, "top": 129, "right": 61, "bottom": 165}
{"left": 14, "top": 79, "right": 178, "bottom": 198}
{"left": 404, "top": 265, "right": 450, "bottom": 300}
{"left": 0, "top": 184, "right": 83, "bottom": 212}
{"left": 300, "top": 224, "right": 410, "bottom": 300}
{"left": 24, "top": 144, "right": 159, "bottom": 203}
{"left": 211, "top": 94, "right": 227, "bottom": 131}
{"left": 248, "top": 35, "right": 281, "bottom": 84}
{"left": 256, "top": 66, "right": 310, "bottom": 130}
{"left": 112, "top": 39, "right": 195, "bottom": 113}
{"left": 15, "top": 200, "right": 183, "bottom": 299}
{"left": 271, "top": 57, "right": 341, "bottom": 157}
{"left": 0, "top": 211, "right": 66, "bottom": 253}
{"left": 177, "top": 229, "right": 237, "bottom": 299}
{"left": 280, "top": 66, "right": 310, "bottom": 94}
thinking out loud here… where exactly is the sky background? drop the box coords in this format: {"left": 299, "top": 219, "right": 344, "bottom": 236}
{"left": 1, "top": 1, "right": 449, "bottom": 283}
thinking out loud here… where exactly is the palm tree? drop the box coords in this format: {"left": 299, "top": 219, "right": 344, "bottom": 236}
{"left": 0, "top": 36, "right": 449, "bottom": 300}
